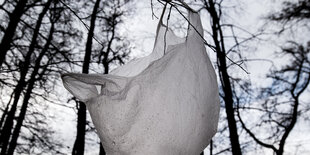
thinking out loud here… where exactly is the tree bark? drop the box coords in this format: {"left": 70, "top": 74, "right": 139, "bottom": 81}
{"left": 0, "top": 0, "right": 28, "bottom": 68}
{"left": 72, "top": 0, "right": 101, "bottom": 154}
{"left": 0, "top": 1, "right": 51, "bottom": 154}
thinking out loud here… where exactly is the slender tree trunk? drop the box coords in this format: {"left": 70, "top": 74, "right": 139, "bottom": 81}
{"left": 72, "top": 0, "right": 101, "bottom": 154}
{"left": 206, "top": 0, "right": 242, "bottom": 154}
{"left": 0, "top": 78, "right": 25, "bottom": 155}
{"left": 276, "top": 99, "right": 299, "bottom": 155}
{"left": 0, "top": 93, "right": 13, "bottom": 132}
{"left": 6, "top": 21, "right": 54, "bottom": 155}
{"left": 99, "top": 144, "right": 105, "bottom": 155}
{"left": 210, "top": 139, "right": 213, "bottom": 155}
{"left": 277, "top": 62, "right": 305, "bottom": 155}
{"left": 72, "top": 100, "right": 87, "bottom": 155}
{"left": 0, "top": 104, "right": 9, "bottom": 131}
{"left": 0, "top": 0, "right": 28, "bottom": 68}
{"left": 0, "top": 1, "right": 51, "bottom": 154}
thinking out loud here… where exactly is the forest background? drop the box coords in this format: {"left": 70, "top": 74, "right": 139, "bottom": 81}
{"left": 0, "top": 0, "right": 309, "bottom": 154}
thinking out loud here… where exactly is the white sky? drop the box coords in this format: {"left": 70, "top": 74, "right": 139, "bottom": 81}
{"left": 1, "top": 0, "right": 309, "bottom": 154}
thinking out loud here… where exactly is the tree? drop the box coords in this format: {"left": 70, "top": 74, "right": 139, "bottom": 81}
{"left": 0, "top": 0, "right": 81, "bottom": 153}
{"left": 71, "top": 0, "right": 101, "bottom": 154}
{"left": 238, "top": 41, "right": 310, "bottom": 155}
{"left": 201, "top": 0, "right": 242, "bottom": 154}
{"left": 95, "top": 0, "right": 131, "bottom": 74}
{"left": 0, "top": 1, "right": 53, "bottom": 153}
{"left": 237, "top": 1, "right": 310, "bottom": 154}
{"left": 268, "top": 0, "right": 310, "bottom": 25}
{"left": 6, "top": 1, "right": 62, "bottom": 153}
{"left": 0, "top": 0, "right": 29, "bottom": 68}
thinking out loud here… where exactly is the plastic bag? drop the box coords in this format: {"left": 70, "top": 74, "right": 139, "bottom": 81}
{"left": 62, "top": 8, "right": 220, "bottom": 155}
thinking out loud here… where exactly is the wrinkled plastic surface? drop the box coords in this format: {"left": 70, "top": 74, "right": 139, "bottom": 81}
{"left": 62, "top": 10, "right": 220, "bottom": 155}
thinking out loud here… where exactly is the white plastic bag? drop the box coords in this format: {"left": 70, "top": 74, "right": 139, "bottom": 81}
{"left": 62, "top": 8, "right": 220, "bottom": 155}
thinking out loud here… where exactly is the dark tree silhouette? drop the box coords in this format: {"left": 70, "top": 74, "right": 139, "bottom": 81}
{"left": 95, "top": 0, "right": 131, "bottom": 74}
{"left": 268, "top": 0, "right": 310, "bottom": 23}
{"left": 0, "top": 1, "right": 53, "bottom": 154}
{"left": 236, "top": 1, "right": 310, "bottom": 154}
{"left": 238, "top": 41, "right": 310, "bottom": 155}
{"left": 0, "top": 0, "right": 28, "bottom": 68}
{"left": 0, "top": 0, "right": 80, "bottom": 154}
{"left": 202, "top": 0, "right": 242, "bottom": 154}
{"left": 71, "top": 0, "right": 101, "bottom": 155}
{"left": 6, "top": 2, "right": 61, "bottom": 153}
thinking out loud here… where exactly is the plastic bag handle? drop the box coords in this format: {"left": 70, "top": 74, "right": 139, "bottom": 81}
{"left": 153, "top": 3, "right": 168, "bottom": 47}
{"left": 187, "top": 11, "right": 203, "bottom": 39}
{"left": 152, "top": 2, "right": 204, "bottom": 53}
{"left": 155, "top": 3, "right": 203, "bottom": 40}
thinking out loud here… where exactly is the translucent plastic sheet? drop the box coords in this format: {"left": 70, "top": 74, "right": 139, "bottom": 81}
{"left": 62, "top": 8, "right": 220, "bottom": 155}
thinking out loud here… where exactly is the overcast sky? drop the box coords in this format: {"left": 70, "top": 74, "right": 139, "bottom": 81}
{"left": 1, "top": 0, "right": 308, "bottom": 154}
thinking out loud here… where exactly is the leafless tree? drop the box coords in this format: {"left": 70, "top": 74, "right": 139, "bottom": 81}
{"left": 0, "top": 1, "right": 54, "bottom": 153}
{"left": 0, "top": 0, "right": 29, "bottom": 68}
{"left": 6, "top": 2, "right": 64, "bottom": 153}
{"left": 238, "top": 41, "right": 310, "bottom": 155}
{"left": 237, "top": 1, "right": 310, "bottom": 154}
{"left": 201, "top": 0, "right": 242, "bottom": 154}
{"left": 70, "top": 0, "right": 102, "bottom": 154}
{"left": 0, "top": 0, "right": 81, "bottom": 154}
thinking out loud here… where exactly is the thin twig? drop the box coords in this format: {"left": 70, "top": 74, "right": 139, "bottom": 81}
{"left": 151, "top": 0, "right": 159, "bottom": 19}
{"left": 164, "top": 5, "right": 172, "bottom": 55}
{"left": 59, "top": 0, "right": 90, "bottom": 30}
{"left": 226, "top": 56, "right": 250, "bottom": 74}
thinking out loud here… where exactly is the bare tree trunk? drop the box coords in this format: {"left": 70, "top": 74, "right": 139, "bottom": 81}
{"left": 0, "top": 93, "right": 13, "bottom": 132}
{"left": 99, "top": 144, "right": 106, "bottom": 155}
{"left": 0, "top": 81, "right": 25, "bottom": 155}
{"left": 6, "top": 20, "right": 55, "bottom": 155}
{"left": 0, "top": 0, "right": 28, "bottom": 68}
{"left": 210, "top": 139, "right": 213, "bottom": 155}
{"left": 204, "top": 0, "right": 242, "bottom": 154}
{"left": 72, "top": 100, "right": 87, "bottom": 155}
{"left": 276, "top": 100, "right": 299, "bottom": 155}
{"left": 0, "top": 1, "right": 51, "bottom": 154}
{"left": 72, "top": 0, "right": 101, "bottom": 154}
{"left": 237, "top": 43, "right": 309, "bottom": 155}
